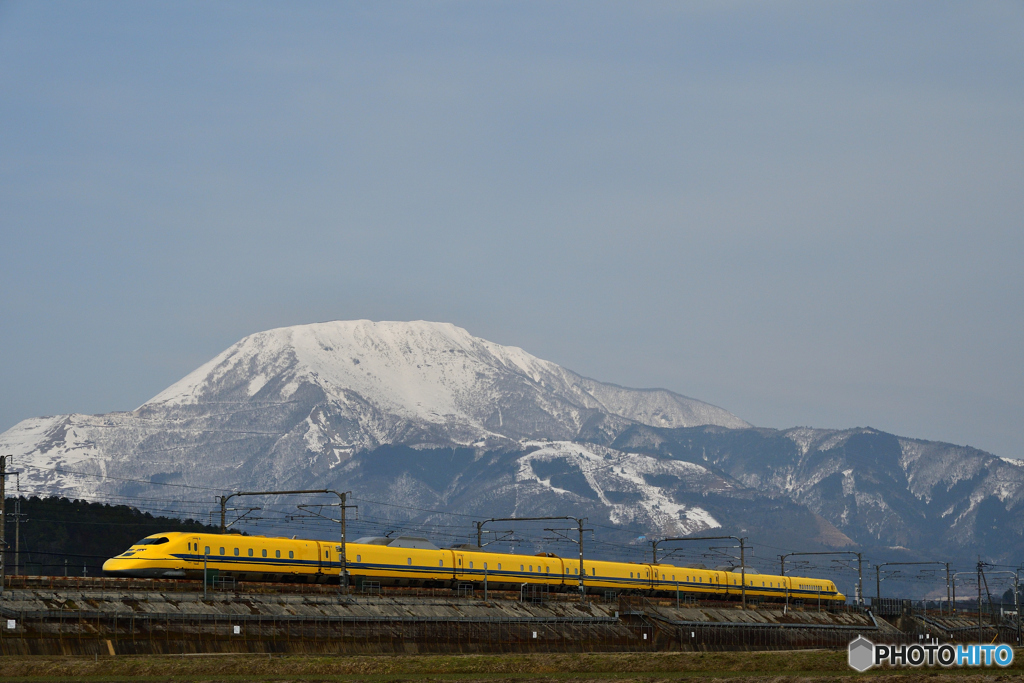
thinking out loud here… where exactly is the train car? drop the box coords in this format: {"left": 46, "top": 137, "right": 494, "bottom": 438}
{"left": 570, "top": 559, "right": 652, "bottom": 594}
{"left": 651, "top": 563, "right": 721, "bottom": 596}
{"left": 717, "top": 568, "right": 843, "bottom": 602}
{"left": 102, "top": 531, "right": 336, "bottom": 582}
{"left": 348, "top": 536, "right": 454, "bottom": 587}
{"left": 448, "top": 548, "right": 567, "bottom": 589}
{"left": 102, "top": 532, "right": 844, "bottom": 602}
{"left": 649, "top": 564, "right": 730, "bottom": 597}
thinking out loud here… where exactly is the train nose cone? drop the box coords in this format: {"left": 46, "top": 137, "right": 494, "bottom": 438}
{"left": 102, "top": 558, "right": 135, "bottom": 576}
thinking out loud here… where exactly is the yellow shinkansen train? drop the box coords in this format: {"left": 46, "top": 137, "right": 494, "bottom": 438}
{"left": 102, "top": 532, "right": 845, "bottom": 602}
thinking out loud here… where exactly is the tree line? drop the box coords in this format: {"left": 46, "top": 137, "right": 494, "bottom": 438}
{"left": 2, "top": 496, "right": 221, "bottom": 577}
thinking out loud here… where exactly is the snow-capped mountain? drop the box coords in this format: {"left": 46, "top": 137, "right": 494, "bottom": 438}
{"left": 143, "top": 320, "right": 749, "bottom": 442}
{"left": 2, "top": 320, "right": 1020, "bottom": 562}
{"left": 0, "top": 321, "right": 751, "bottom": 539}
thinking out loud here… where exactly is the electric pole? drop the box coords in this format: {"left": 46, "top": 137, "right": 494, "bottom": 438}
{"left": 9, "top": 499, "right": 27, "bottom": 576}
{"left": 0, "top": 455, "right": 5, "bottom": 593}
{"left": 0, "top": 455, "right": 20, "bottom": 594}
{"left": 978, "top": 559, "right": 983, "bottom": 644}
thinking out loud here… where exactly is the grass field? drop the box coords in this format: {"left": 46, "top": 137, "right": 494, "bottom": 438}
{"left": 0, "top": 650, "right": 1022, "bottom": 682}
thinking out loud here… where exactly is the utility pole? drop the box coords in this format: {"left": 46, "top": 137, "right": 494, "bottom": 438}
{"left": 946, "top": 562, "right": 951, "bottom": 617}
{"left": 741, "top": 537, "right": 746, "bottom": 609}
{"left": 0, "top": 455, "right": 21, "bottom": 595}
{"left": 1016, "top": 567, "right": 1021, "bottom": 646}
{"left": 578, "top": 517, "right": 585, "bottom": 600}
{"left": 0, "top": 455, "right": 5, "bottom": 594}
{"left": 652, "top": 535, "right": 747, "bottom": 609}
{"left": 10, "top": 499, "right": 27, "bottom": 576}
{"left": 978, "top": 559, "right": 983, "bottom": 644}
{"left": 219, "top": 495, "right": 227, "bottom": 533}
{"left": 340, "top": 491, "right": 349, "bottom": 592}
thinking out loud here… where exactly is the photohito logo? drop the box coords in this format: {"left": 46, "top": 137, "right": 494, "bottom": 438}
{"left": 848, "top": 636, "right": 1014, "bottom": 671}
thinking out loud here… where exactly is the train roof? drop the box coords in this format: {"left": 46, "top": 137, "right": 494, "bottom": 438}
{"left": 352, "top": 536, "right": 440, "bottom": 550}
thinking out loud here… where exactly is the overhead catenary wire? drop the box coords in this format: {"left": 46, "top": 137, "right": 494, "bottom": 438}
{"left": 7, "top": 465, "right": 961, "bottom": 597}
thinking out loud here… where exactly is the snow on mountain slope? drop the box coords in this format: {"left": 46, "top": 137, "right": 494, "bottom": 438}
{"left": 0, "top": 320, "right": 748, "bottom": 500}
{"left": 616, "top": 424, "right": 1024, "bottom": 561}
{"left": 515, "top": 441, "right": 722, "bottom": 535}
{"left": 143, "top": 320, "right": 748, "bottom": 439}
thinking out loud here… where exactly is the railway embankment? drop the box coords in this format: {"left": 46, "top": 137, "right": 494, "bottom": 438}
{"left": 0, "top": 587, "right": 631, "bottom": 655}
{"left": 0, "top": 582, "right": 912, "bottom": 656}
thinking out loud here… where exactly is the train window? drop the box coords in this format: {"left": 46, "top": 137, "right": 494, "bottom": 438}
{"left": 469, "top": 561, "right": 473, "bottom": 569}
{"left": 529, "top": 565, "right": 533, "bottom": 572}
{"left": 591, "top": 568, "right": 595, "bottom": 576}
{"left": 484, "top": 562, "right": 488, "bottom": 570}
{"left": 662, "top": 574, "right": 665, "bottom": 580}
{"left": 520, "top": 565, "right": 524, "bottom": 571}
{"left": 497, "top": 564, "right": 501, "bottom": 570}
{"left": 205, "top": 546, "right": 210, "bottom": 555}
{"left": 136, "top": 537, "right": 169, "bottom": 545}
{"left": 546, "top": 566, "right": 549, "bottom": 573}
{"left": 458, "top": 558, "right": 462, "bottom": 565}
{"left": 276, "top": 550, "right": 280, "bottom": 558}
{"left": 440, "top": 560, "right": 444, "bottom": 566}
{"left": 187, "top": 543, "right": 191, "bottom": 551}
{"left": 699, "top": 577, "right": 702, "bottom": 582}
{"left": 219, "top": 547, "right": 225, "bottom": 555}
{"left": 630, "top": 572, "right": 633, "bottom": 578}
{"left": 672, "top": 575, "right": 675, "bottom": 581}
{"left": 407, "top": 558, "right": 412, "bottom": 565}
{"left": 288, "top": 551, "right": 294, "bottom": 559}
{"left": 262, "top": 549, "right": 267, "bottom": 558}
{"left": 325, "top": 550, "right": 329, "bottom": 559}
{"left": 248, "top": 549, "right": 254, "bottom": 557}
{"left": 234, "top": 548, "right": 239, "bottom": 556}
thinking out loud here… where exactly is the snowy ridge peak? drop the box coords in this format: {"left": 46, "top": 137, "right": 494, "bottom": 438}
{"left": 142, "top": 320, "right": 749, "bottom": 440}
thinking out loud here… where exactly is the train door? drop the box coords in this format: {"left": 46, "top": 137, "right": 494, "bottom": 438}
{"left": 192, "top": 535, "right": 216, "bottom": 585}
{"left": 189, "top": 536, "right": 202, "bottom": 562}
{"left": 455, "top": 553, "right": 465, "bottom": 578}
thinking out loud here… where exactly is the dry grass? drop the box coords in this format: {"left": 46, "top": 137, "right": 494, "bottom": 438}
{"left": 0, "top": 650, "right": 1022, "bottom": 682}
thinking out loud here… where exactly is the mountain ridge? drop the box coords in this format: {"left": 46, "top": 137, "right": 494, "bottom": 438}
{"left": 1, "top": 320, "right": 1020, "bottom": 564}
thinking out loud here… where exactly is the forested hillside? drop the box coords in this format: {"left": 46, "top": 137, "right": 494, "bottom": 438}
{"left": 2, "top": 496, "right": 220, "bottom": 577}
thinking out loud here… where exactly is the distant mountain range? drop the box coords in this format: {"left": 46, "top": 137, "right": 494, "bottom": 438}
{"left": 2, "top": 320, "right": 1021, "bottom": 565}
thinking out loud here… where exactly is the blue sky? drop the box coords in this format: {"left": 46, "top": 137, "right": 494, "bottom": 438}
{"left": 1, "top": 1, "right": 1022, "bottom": 457}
